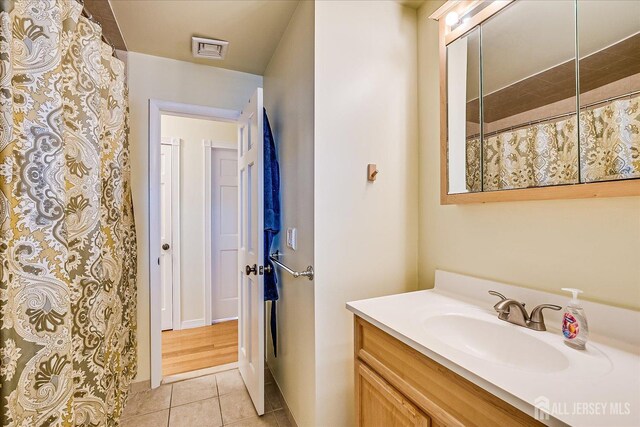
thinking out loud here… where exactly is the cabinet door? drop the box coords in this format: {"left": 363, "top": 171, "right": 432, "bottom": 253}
{"left": 356, "top": 361, "right": 430, "bottom": 427}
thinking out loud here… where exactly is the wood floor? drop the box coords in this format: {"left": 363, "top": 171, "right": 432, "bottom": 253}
{"left": 162, "top": 320, "right": 238, "bottom": 377}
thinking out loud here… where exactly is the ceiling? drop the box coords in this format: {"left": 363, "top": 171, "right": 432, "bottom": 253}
{"left": 109, "top": 0, "right": 300, "bottom": 75}
{"left": 108, "top": 0, "right": 425, "bottom": 76}
{"left": 398, "top": 0, "right": 426, "bottom": 9}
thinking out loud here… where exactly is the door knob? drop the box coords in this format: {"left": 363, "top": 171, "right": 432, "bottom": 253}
{"left": 245, "top": 264, "right": 257, "bottom": 275}
{"left": 162, "top": 243, "right": 170, "bottom": 250}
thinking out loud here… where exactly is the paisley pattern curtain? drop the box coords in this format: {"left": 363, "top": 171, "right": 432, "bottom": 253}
{"left": 482, "top": 117, "right": 580, "bottom": 191}
{"left": 0, "top": 1, "right": 137, "bottom": 426}
{"left": 466, "top": 94, "right": 640, "bottom": 191}
{"left": 580, "top": 95, "right": 640, "bottom": 183}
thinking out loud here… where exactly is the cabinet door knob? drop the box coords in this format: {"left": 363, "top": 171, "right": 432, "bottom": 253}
{"left": 162, "top": 243, "right": 170, "bottom": 251}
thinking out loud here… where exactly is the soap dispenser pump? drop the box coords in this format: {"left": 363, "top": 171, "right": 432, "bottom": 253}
{"left": 561, "top": 288, "right": 589, "bottom": 350}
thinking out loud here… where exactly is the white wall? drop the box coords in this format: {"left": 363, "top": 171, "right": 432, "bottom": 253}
{"left": 127, "top": 52, "right": 262, "bottom": 381}
{"left": 417, "top": 1, "right": 640, "bottom": 310}
{"left": 263, "top": 2, "right": 316, "bottom": 426}
{"left": 161, "top": 115, "right": 237, "bottom": 327}
{"left": 314, "top": 2, "right": 419, "bottom": 426}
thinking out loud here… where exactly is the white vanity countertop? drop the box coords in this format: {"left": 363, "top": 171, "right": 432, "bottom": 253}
{"left": 346, "top": 271, "right": 640, "bottom": 427}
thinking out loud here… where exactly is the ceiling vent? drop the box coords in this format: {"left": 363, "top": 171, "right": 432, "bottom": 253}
{"left": 192, "top": 37, "right": 229, "bottom": 60}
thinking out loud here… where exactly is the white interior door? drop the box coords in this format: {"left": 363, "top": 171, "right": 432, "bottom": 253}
{"left": 238, "top": 88, "right": 265, "bottom": 415}
{"left": 212, "top": 148, "right": 239, "bottom": 321}
{"left": 160, "top": 144, "right": 174, "bottom": 331}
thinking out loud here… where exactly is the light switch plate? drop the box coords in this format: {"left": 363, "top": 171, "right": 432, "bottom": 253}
{"left": 286, "top": 228, "right": 297, "bottom": 250}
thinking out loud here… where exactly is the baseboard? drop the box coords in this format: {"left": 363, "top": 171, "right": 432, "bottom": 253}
{"left": 180, "top": 318, "right": 206, "bottom": 329}
{"left": 211, "top": 316, "right": 238, "bottom": 325}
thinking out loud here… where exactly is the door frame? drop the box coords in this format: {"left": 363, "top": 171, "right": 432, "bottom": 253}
{"left": 203, "top": 142, "right": 238, "bottom": 326}
{"left": 149, "top": 99, "right": 240, "bottom": 388}
{"left": 160, "top": 136, "right": 182, "bottom": 332}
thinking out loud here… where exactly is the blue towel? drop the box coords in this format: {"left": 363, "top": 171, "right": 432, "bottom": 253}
{"left": 263, "top": 109, "right": 281, "bottom": 356}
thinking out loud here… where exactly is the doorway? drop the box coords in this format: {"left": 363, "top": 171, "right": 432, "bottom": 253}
{"left": 159, "top": 113, "right": 239, "bottom": 378}
{"left": 149, "top": 92, "right": 267, "bottom": 415}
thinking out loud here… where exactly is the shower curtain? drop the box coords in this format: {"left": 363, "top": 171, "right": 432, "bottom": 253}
{"left": 465, "top": 94, "right": 640, "bottom": 191}
{"left": 0, "top": 1, "right": 137, "bottom": 426}
{"left": 482, "top": 116, "right": 580, "bottom": 191}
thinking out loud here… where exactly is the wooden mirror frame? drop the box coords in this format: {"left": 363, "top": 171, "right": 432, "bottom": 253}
{"left": 430, "top": 0, "right": 640, "bottom": 205}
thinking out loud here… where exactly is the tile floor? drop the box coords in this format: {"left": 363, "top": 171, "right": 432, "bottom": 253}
{"left": 122, "top": 368, "right": 293, "bottom": 427}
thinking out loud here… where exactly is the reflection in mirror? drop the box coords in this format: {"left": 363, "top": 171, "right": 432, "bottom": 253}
{"left": 447, "top": 28, "right": 480, "bottom": 194}
{"left": 577, "top": 0, "right": 640, "bottom": 183}
{"left": 480, "top": 0, "right": 579, "bottom": 191}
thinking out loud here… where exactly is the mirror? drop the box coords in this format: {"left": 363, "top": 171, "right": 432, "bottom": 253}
{"left": 444, "top": 0, "right": 640, "bottom": 198}
{"left": 447, "top": 28, "right": 480, "bottom": 193}
{"left": 577, "top": 0, "right": 640, "bottom": 183}
{"left": 481, "top": 0, "right": 578, "bottom": 192}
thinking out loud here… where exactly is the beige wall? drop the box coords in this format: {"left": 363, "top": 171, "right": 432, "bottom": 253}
{"left": 314, "top": 2, "right": 419, "bottom": 426}
{"left": 263, "top": 2, "right": 316, "bottom": 426}
{"left": 127, "top": 51, "right": 262, "bottom": 381}
{"left": 417, "top": 1, "right": 640, "bottom": 310}
{"left": 161, "top": 115, "right": 237, "bottom": 326}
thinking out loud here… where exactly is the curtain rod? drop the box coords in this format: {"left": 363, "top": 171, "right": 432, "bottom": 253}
{"left": 76, "top": 0, "right": 118, "bottom": 58}
{"left": 467, "top": 90, "right": 640, "bottom": 140}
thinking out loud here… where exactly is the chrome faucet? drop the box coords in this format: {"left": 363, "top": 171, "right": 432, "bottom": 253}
{"left": 489, "top": 291, "right": 561, "bottom": 331}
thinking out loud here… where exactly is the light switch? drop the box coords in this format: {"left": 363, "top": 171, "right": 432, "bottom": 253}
{"left": 286, "top": 228, "right": 297, "bottom": 250}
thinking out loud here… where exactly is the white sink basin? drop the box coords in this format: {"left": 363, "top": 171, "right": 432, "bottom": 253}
{"left": 422, "top": 314, "right": 570, "bottom": 373}
{"left": 347, "top": 281, "right": 637, "bottom": 426}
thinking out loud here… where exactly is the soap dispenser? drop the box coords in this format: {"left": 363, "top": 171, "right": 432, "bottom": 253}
{"left": 561, "top": 288, "right": 589, "bottom": 350}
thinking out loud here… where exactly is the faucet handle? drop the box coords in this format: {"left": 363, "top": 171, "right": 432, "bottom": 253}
{"left": 489, "top": 291, "right": 509, "bottom": 312}
{"left": 488, "top": 290, "right": 507, "bottom": 301}
{"left": 529, "top": 304, "right": 562, "bottom": 331}
{"left": 489, "top": 291, "right": 526, "bottom": 308}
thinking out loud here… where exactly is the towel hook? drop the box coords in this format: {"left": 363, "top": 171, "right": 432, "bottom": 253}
{"left": 367, "top": 164, "right": 379, "bottom": 182}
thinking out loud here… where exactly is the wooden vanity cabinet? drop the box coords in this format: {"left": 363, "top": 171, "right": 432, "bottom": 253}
{"left": 356, "top": 361, "right": 431, "bottom": 427}
{"left": 354, "top": 316, "right": 544, "bottom": 427}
